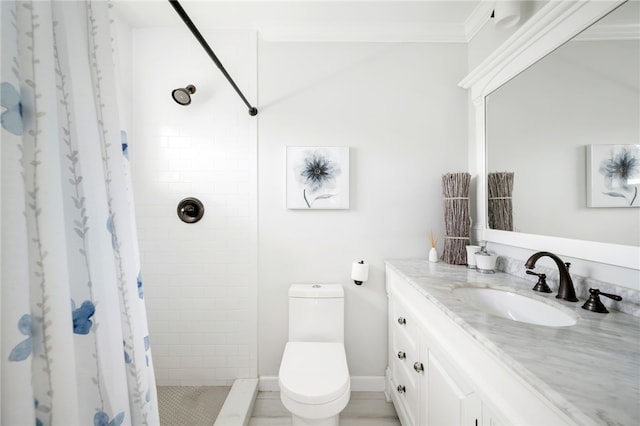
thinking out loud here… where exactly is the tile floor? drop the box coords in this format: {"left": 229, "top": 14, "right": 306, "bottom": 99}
{"left": 158, "top": 386, "right": 230, "bottom": 426}
{"left": 249, "top": 391, "right": 401, "bottom": 426}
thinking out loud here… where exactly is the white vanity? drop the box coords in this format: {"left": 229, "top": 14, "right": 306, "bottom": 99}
{"left": 385, "top": 260, "right": 640, "bottom": 426}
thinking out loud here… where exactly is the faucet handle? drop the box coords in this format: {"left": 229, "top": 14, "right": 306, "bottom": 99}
{"left": 581, "top": 288, "right": 622, "bottom": 314}
{"left": 526, "top": 270, "right": 551, "bottom": 293}
{"left": 595, "top": 288, "right": 622, "bottom": 301}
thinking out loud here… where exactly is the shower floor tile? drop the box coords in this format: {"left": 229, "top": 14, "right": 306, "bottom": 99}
{"left": 158, "top": 385, "right": 230, "bottom": 426}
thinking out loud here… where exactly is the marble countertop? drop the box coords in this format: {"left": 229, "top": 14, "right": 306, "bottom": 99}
{"left": 386, "top": 259, "right": 640, "bottom": 426}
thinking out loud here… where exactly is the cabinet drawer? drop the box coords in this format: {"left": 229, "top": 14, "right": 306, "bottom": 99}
{"left": 391, "top": 330, "right": 419, "bottom": 381}
{"left": 390, "top": 356, "right": 420, "bottom": 426}
{"left": 391, "top": 296, "right": 419, "bottom": 351}
{"left": 389, "top": 349, "right": 420, "bottom": 399}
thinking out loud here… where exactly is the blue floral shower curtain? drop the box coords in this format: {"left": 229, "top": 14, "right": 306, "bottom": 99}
{"left": 1, "top": 1, "right": 159, "bottom": 425}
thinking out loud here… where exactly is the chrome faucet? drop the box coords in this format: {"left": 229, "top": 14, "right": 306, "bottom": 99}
{"left": 524, "top": 251, "right": 578, "bottom": 302}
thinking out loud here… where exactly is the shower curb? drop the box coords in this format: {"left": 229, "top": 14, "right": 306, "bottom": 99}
{"left": 213, "top": 378, "right": 259, "bottom": 426}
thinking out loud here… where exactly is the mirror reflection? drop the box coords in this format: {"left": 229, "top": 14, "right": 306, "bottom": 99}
{"left": 486, "top": 0, "right": 640, "bottom": 246}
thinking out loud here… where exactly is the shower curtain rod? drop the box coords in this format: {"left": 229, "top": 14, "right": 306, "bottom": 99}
{"left": 169, "top": 0, "right": 258, "bottom": 116}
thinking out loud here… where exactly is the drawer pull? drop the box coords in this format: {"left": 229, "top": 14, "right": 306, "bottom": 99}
{"left": 397, "top": 351, "right": 406, "bottom": 360}
{"left": 413, "top": 362, "right": 424, "bottom": 373}
{"left": 397, "top": 317, "right": 406, "bottom": 325}
{"left": 396, "top": 384, "right": 406, "bottom": 394}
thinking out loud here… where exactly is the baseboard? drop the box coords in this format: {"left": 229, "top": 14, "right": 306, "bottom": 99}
{"left": 258, "top": 375, "right": 386, "bottom": 392}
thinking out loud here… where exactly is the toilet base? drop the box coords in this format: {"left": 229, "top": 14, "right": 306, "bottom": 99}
{"left": 292, "top": 413, "right": 339, "bottom": 426}
{"left": 280, "top": 386, "right": 350, "bottom": 426}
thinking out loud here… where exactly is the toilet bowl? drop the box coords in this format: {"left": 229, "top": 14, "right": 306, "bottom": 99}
{"left": 279, "top": 342, "right": 350, "bottom": 426}
{"left": 279, "top": 284, "right": 351, "bottom": 426}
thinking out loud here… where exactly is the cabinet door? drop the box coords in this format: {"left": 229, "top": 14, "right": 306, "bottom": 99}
{"left": 483, "top": 403, "right": 508, "bottom": 426}
{"left": 428, "top": 351, "right": 481, "bottom": 426}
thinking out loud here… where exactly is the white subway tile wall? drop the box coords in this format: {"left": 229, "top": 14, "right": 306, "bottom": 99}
{"left": 132, "top": 29, "right": 258, "bottom": 385}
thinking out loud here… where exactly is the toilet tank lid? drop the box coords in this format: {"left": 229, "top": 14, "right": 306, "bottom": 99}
{"left": 289, "top": 284, "right": 344, "bottom": 298}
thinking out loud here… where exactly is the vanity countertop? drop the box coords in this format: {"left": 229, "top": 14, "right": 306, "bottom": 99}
{"left": 386, "top": 259, "right": 640, "bottom": 426}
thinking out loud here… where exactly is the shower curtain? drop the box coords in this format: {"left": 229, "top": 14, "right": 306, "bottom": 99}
{"left": 1, "top": 1, "right": 159, "bottom": 425}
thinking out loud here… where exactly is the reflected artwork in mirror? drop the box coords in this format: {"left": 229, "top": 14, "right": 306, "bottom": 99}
{"left": 485, "top": 0, "right": 640, "bottom": 247}
{"left": 587, "top": 144, "right": 640, "bottom": 208}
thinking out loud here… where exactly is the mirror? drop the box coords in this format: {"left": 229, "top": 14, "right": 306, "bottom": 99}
{"left": 486, "top": 0, "right": 639, "bottom": 247}
{"left": 459, "top": 0, "right": 639, "bottom": 272}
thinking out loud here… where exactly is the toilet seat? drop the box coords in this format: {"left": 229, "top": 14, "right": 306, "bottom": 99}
{"left": 279, "top": 342, "right": 350, "bottom": 405}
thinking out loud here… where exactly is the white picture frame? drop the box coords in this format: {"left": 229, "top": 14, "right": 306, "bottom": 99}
{"left": 286, "top": 146, "right": 349, "bottom": 209}
{"left": 587, "top": 144, "right": 640, "bottom": 208}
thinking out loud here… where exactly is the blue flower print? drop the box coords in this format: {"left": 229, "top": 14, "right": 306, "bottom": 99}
{"left": 0, "top": 82, "right": 24, "bottom": 135}
{"left": 71, "top": 299, "right": 95, "bottom": 335}
{"left": 295, "top": 150, "right": 342, "bottom": 208}
{"left": 121, "top": 130, "right": 129, "bottom": 160}
{"left": 123, "top": 340, "right": 131, "bottom": 364}
{"left": 144, "top": 335, "right": 150, "bottom": 366}
{"left": 137, "top": 271, "right": 144, "bottom": 299}
{"left": 34, "top": 400, "right": 43, "bottom": 426}
{"left": 300, "top": 151, "right": 340, "bottom": 192}
{"left": 94, "top": 411, "right": 124, "bottom": 426}
{"left": 599, "top": 146, "right": 639, "bottom": 206}
{"left": 8, "top": 314, "right": 32, "bottom": 361}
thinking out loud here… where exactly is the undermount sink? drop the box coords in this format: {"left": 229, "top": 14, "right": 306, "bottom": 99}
{"left": 452, "top": 287, "right": 577, "bottom": 327}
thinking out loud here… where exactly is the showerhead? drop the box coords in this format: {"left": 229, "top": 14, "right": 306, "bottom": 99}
{"left": 171, "top": 84, "right": 196, "bottom": 106}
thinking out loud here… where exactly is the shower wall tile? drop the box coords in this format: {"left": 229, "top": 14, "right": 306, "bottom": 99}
{"left": 131, "top": 28, "right": 258, "bottom": 386}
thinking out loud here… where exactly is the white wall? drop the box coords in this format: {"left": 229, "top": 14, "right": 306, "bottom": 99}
{"left": 130, "top": 26, "right": 468, "bottom": 384}
{"left": 131, "top": 28, "right": 258, "bottom": 385}
{"left": 257, "top": 41, "right": 468, "bottom": 378}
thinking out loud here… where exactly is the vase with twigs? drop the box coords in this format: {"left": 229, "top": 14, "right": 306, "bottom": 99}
{"left": 442, "top": 172, "right": 471, "bottom": 264}
{"left": 429, "top": 229, "right": 439, "bottom": 263}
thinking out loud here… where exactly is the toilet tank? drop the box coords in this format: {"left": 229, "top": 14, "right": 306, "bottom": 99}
{"left": 288, "top": 284, "right": 344, "bottom": 343}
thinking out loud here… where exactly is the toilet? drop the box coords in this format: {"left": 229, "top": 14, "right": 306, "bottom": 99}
{"left": 278, "top": 284, "right": 351, "bottom": 426}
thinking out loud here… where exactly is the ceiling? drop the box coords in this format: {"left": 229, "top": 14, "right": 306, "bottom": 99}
{"left": 112, "top": 0, "right": 492, "bottom": 42}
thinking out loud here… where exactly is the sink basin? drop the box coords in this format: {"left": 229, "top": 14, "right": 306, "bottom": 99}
{"left": 452, "top": 287, "right": 577, "bottom": 327}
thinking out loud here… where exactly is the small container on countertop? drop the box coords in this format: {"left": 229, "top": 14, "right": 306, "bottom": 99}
{"left": 475, "top": 248, "right": 497, "bottom": 273}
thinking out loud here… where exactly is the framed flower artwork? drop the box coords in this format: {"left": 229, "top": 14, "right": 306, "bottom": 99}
{"left": 286, "top": 146, "right": 349, "bottom": 209}
{"left": 587, "top": 144, "right": 640, "bottom": 208}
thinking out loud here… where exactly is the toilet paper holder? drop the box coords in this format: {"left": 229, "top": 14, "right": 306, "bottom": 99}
{"left": 352, "top": 260, "right": 369, "bottom": 285}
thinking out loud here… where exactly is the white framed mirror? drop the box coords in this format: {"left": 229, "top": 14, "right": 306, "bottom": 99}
{"left": 459, "top": 0, "right": 640, "bottom": 271}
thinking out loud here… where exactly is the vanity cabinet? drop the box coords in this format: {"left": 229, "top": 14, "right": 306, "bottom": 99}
{"left": 388, "top": 271, "right": 484, "bottom": 426}
{"left": 386, "top": 265, "right": 573, "bottom": 426}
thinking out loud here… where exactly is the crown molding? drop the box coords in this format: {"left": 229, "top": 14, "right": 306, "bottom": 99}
{"left": 459, "top": 0, "right": 623, "bottom": 100}
{"left": 573, "top": 22, "right": 640, "bottom": 41}
{"left": 259, "top": 23, "right": 468, "bottom": 43}
{"left": 463, "top": 0, "right": 494, "bottom": 42}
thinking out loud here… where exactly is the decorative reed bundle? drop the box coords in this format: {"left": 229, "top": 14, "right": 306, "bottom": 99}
{"left": 442, "top": 173, "right": 471, "bottom": 265}
{"left": 488, "top": 172, "right": 514, "bottom": 231}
